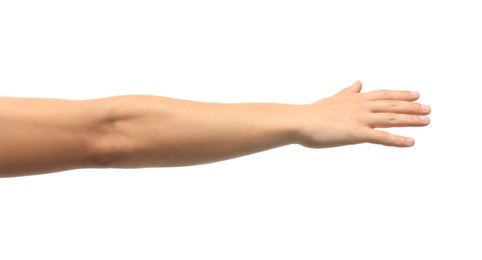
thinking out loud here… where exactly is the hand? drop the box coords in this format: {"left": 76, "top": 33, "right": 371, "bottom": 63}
{"left": 295, "top": 81, "right": 431, "bottom": 148}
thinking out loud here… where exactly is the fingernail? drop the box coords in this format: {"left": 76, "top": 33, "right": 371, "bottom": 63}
{"left": 421, "top": 104, "right": 431, "bottom": 112}
{"left": 406, "top": 137, "right": 415, "bottom": 146}
{"left": 418, "top": 115, "right": 430, "bottom": 123}
{"left": 409, "top": 91, "right": 419, "bottom": 97}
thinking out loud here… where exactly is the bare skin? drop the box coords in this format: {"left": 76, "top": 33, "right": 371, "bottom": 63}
{"left": 0, "top": 81, "right": 430, "bottom": 177}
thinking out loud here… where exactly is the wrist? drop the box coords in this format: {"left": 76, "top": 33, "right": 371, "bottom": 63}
{"left": 275, "top": 104, "right": 307, "bottom": 146}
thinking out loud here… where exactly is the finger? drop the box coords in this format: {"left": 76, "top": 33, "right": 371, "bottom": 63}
{"left": 365, "top": 129, "right": 415, "bottom": 147}
{"left": 367, "top": 113, "right": 430, "bottom": 128}
{"left": 369, "top": 101, "right": 431, "bottom": 115}
{"left": 335, "top": 80, "right": 362, "bottom": 96}
{"left": 362, "top": 89, "right": 420, "bottom": 101}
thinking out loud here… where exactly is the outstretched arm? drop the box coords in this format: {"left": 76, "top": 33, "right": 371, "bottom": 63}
{"left": 0, "top": 81, "right": 430, "bottom": 177}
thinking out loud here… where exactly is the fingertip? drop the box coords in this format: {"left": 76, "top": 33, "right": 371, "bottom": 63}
{"left": 352, "top": 80, "right": 362, "bottom": 93}
{"left": 418, "top": 115, "right": 430, "bottom": 125}
{"left": 409, "top": 91, "right": 420, "bottom": 100}
{"left": 335, "top": 80, "right": 363, "bottom": 95}
{"left": 405, "top": 137, "right": 415, "bottom": 146}
{"left": 420, "top": 104, "right": 431, "bottom": 114}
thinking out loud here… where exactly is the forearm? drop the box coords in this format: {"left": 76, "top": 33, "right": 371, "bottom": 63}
{"left": 92, "top": 95, "right": 300, "bottom": 168}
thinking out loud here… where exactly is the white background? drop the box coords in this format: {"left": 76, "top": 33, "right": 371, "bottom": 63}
{"left": 0, "top": 0, "right": 481, "bottom": 259}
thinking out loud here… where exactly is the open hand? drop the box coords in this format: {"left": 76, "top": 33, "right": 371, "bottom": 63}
{"left": 296, "top": 81, "right": 431, "bottom": 148}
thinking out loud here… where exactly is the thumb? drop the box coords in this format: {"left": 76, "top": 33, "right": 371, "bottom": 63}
{"left": 335, "top": 80, "right": 362, "bottom": 96}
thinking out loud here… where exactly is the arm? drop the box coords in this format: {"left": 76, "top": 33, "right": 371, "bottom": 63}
{"left": 0, "top": 81, "right": 430, "bottom": 177}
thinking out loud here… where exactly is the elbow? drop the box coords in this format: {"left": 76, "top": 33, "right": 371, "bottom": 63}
{"left": 88, "top": 120, "right": 124, "bottom": 169}
{"left": 89, "top": 138, "right": 123, "bottom": 169}
{"left": 84, "top": 98, "right": 129, "bottom": 169}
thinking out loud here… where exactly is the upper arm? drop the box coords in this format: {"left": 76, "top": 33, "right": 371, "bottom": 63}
{"left": 0, "top": 97, "right": 105, "bottom": 177}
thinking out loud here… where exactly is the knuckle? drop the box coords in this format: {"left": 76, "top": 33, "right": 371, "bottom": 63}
{"left": 386, "top": 113, "right": 397, "bottom": 122}
{"left": 387, "top": 100, "right": 397, "bottom": 109}
{"left": 379, "top": 90, "right": 391, "bottom": 98}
